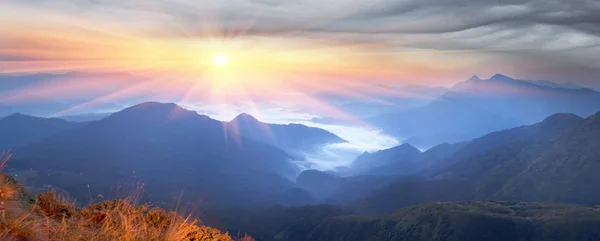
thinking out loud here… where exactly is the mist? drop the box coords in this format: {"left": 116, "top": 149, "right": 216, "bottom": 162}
{"left": 295, "top": 122, "right": 400, "bottom": 171}
{"left": 189, "top": 103, "right": 400, "bottom": 171}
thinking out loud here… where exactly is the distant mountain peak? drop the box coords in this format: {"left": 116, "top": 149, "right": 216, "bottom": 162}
{"left": 394, "top": 143, "right": 421, "bottom": 152}
{"left": 527, "top": 79, "right": 588, "bottom": 90}
{"left": 468, "top": 75, "right": 482, "bottom": 82}
{"left": 349, "top": 142, "right": 422, "bottom": 176}
{"left": 2, "top": 113, "right": 37, "bottom": 122}
{"left": 399, "top": 143, "right": 416, "bottom": 148}
{"left": 452, "top": 75, "right": 484, "bottom": 89}
{"left": 368, "top": 143, "right": 421, "bottom": 156}
{"left": 586, "top": 111, "right": 600, "bottom": 127}
{"left": 108, "top": 101, "right": 199, "bottom": 122}
{"left": 542, "top": 113, "right": 582, "bottom": 122}
{"left": 224, "top": 111, "right": 346, "bottom": 151}
{"left": 0, "top": 112, "right": 78, "bottom": 150}
{"left": 125, "top": 101, "right": 193, "bottom": 115}
{"left": 132, "top": 101, "right": 180, "bottom": 110}
{"left": 230, "top": 113, "right": 261, "bottom": 123}
{"left": 539, "top": 113, "right": 584, "bottom": 129}
{"left": 4, "top": 112, "right": 28, "bottom": 118}
{"left": 1, "top": 113, "right": 65, "bottom": 123}
{"left": 490, "top": 73, "right": 514, "bottom": 81}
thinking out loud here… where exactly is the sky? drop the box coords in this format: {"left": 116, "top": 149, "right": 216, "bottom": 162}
{"left": 1, "top": 0, "right": 600, "bottom": 86}
{"left": 1, "top": 0, "right": 600, "bottom": 169}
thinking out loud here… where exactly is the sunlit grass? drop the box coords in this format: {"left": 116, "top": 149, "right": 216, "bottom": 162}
{"left": 0, "top": 153, "right": 251, "bottom": 241}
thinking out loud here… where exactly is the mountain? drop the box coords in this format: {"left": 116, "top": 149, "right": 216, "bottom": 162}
{"left": 526, "top": 79, "right": 586, "bottom": 89}
{"left": 296, "top": 170, "right": 342, "bottom": 200}
{"left": 304, "top": 201, "right": 600, "bottom": 241}
{"left": 352, "top": 112, "right": 600, "bottom": 213}
{"left": 370, "top": 74, "right": 600, "bottom": 149}
{"left": 7, "top": 102, "right": 312, "bottom": 207}
{"left": 357, "top": 110, "right": 577, "bottom": 177}
{"left": 204, "top": 204, "right": 353, "bottom": 241}
{"left": 14, "top": 115, "right": 598, "bottom": 241}
{"left": 303, "top": 113, "right": 585, "bottom": 208}
{"left": 0, "top": 100, "right": 74, "bottom": 118}
{"left": 434, "top": 111, "right": 600, "bottom": 204}
{"left": 59, "top": 112, "right": 112, "bottom": 122}
{"left": 423, "top": 112, "right": 586, "bottom": 177}
{"left": 450, "top": 74, "right": 600, "bottom": 123}
{"left": 311, "top": 85, "right": 448, "bottom": 124}
{"left": 298, "top": 145, "right": 426, "bottom": 202}
{"left": 214, "top": 201, "right": 600, "bottom": 241}
{"left": 0, "top": 113, "right": 82, "bottom": 150}
{"left": 346, "top": 143, "right": 422, "bottom": 175}
{"left": 369, "top": 92, "right": 520, "bottom": 150}
{"left": 226, "top": 113, "right": 346, "bottom": 152}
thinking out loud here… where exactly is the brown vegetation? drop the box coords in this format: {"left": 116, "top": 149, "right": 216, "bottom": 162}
{"left": 0, "top": 152, "right": 252, "bottom": 241}
{"left": 0, "top": 184, "right": 249, "bottom": 241}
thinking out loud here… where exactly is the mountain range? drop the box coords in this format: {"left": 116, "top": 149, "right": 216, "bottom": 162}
{"left": 310, "top": 84, "right": 449, "bottom": 125}
{"left": 1, "top": 102, "right": 344, "bottom": 208}
{"left": 334, "top": 111, "right": 600, "bottom": 214}
{"left": 241, "top": 201, "right": 600, "bottom": 241}
{"left": 344, "top": 143, "right": 422, "bottom": 176}
{"left": 369, "top": 74, "right": 600, "bottom": 149}
{"left": 212, "top": 109, "right": 600, "bottom": 240}
{"left": 3, "top": 73, "right": 600, "bottom": 240}
{"left": 0, "top": 113, "right": 83, "bottom": 150}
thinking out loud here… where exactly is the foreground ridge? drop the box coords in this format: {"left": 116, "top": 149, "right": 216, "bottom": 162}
{"left": 0, "top": 173, "right": 250, "bottom": 241}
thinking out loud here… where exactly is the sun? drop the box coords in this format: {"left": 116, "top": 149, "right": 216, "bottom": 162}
{"left": 212, "top": 53, "right": 230, "bottom": 68}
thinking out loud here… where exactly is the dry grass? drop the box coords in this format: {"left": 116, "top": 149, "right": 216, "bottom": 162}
{"left": 0, "top": 152, "right": 253, "bottom": 241}
{"left": 0, "top": 190, "right": 239, "bottom": 241}
{"left": 34, "top": 192, "right": 236, "bottom": 240}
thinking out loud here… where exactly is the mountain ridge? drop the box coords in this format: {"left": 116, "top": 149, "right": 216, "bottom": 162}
{"left": 350, "top": 110, "right": 600, "bottom": 213}
{"left": 369, "top": 74, "right": 600, "bottom": 149}
{"left": 7, "top": 102, "right": 313, "bottom": 207}
{"left": 226, "top": 111, "right": 346, "bottom": 152}
{"left": 0, "top": 113, "right": 82, "bottom": 150}
{"left": 347, "top": 143, "right": 422, "bottom": 176}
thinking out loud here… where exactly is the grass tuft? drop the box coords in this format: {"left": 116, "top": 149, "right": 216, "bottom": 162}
{"left": 0, "top": 152, "right": 253, "bottom": 241}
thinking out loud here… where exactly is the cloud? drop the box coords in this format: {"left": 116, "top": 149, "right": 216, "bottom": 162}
{"left": 5, "top": 0, "right": 600, "bottom": 45}
{"left": 247, "top": 0, "right": 289, "bottom": 7}
{"left": 6, "top": 0, "right": 600, "bottom": 36}
{"left": 0, "top": 54, "right": 42, "bottom": 62}
{"left": 1, "top": 0, "right": 599, "bottom": 85}
{"left": 346, "top": 0, "right": 600, "bottom": 33}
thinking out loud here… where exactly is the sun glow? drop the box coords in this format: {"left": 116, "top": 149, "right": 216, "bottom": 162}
{"left": 212, "top": 53, "right": 230, "bottom": 68}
